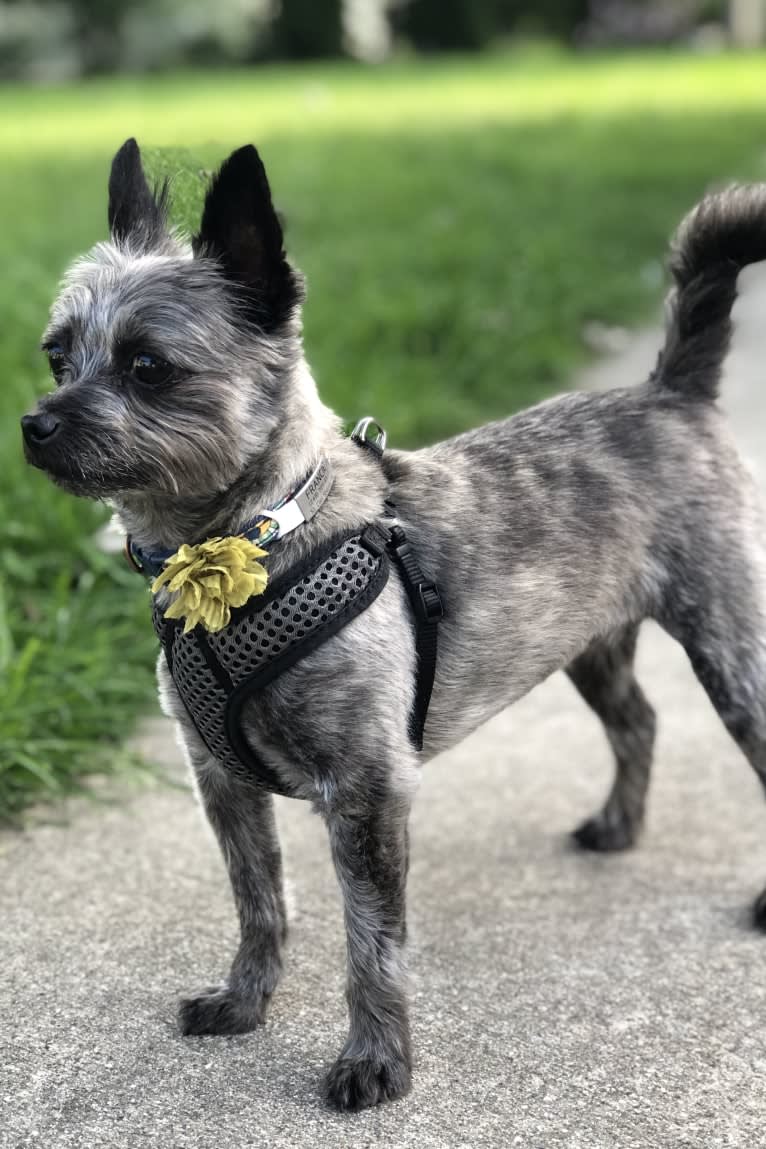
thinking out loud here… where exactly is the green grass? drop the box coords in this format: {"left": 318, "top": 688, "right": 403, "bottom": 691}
{"left": 4, "top": 47, "right": 766, "bottom": 816}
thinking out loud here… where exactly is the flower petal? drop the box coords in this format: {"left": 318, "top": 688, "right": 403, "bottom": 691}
{"left": 155, "top": 534, "right": 269, "bottom": 633}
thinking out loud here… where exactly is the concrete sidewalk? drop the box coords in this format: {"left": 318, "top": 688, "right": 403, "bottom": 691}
{"left": 4, "top": 284, "right": 766, "bottom": 1148}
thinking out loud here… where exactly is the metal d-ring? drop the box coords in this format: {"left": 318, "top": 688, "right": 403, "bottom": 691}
{"left": 350, "top": 416, "right": 387, "bottom": 457}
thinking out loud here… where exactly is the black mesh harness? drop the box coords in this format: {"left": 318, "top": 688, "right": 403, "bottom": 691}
{"left": 148, "top": 427, "right": 443, "bottom": 798}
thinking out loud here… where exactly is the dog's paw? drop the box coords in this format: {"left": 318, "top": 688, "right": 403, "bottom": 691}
{"left": 752, "top": 888, "right": 766, "bottom": 931}
{"left": 178, "top": 985, "right": 266, "bottom": 1036}
{"left": 572, "top": 811, "right": 638, "bottom": 852}
{"left": 322, "top": 1053, "right": 411, "bottom": 1112}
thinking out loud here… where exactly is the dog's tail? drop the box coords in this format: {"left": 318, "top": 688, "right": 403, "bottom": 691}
{"left": 654, "top": 184, "right": 766, "bottom": 400}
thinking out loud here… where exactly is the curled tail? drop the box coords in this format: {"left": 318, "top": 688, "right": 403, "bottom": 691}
{"left": 655, "top": 184, "right": 766, "bottom": 400}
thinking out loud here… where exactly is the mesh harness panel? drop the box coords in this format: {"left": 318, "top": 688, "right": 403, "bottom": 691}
{"left": 153, "top": 520, "right": 443, "bottom": 798}
{"left": 153, "top": 527, "right": 391, "bottom": 796}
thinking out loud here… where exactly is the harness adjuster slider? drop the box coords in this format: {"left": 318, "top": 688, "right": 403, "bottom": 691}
{"left": 416, "top": 581, "right": 444, "bottom": 622}
{"left": 387, "top": 526, "right": 444, "bottom": 622}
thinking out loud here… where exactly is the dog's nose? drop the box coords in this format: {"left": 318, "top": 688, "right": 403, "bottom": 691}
{"left": 21, "top": 412, "right": 60, "bottom": 446}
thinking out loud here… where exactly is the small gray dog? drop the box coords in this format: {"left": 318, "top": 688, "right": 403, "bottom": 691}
{"left": 22, "top": 139, "right": 766, "bottom": 1110}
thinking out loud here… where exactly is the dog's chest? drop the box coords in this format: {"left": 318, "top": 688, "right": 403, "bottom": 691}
{"left": 152, "top": 529, "right": 389, "bottom": 795}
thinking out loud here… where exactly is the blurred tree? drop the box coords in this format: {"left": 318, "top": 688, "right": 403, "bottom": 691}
{"left": 392, "top": 0, "right": 497, "bottom": 51}
{"left": 71, "top": 0, "right": 135, "bottom": 73}
{"left": 4, "top": 0, "right": 142, "bottom": 73}
{"left": 730, "top": 0, "right": 765, "bottom": 44}
{"left": 581, "top": 0, "right": 715, "bottom": 44}
{"left": 391, "top": 0, "right": 593, "bottom": 48}
{"left": 494, "top": 0, "right": 590, "bottom": 38}
{"left": 270, "top": 0, "right": 345, "bottom": 58}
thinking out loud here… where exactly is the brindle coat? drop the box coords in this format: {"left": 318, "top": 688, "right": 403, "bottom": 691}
{"left": 22, "top": 141, "right": 766, "bottom": 1110}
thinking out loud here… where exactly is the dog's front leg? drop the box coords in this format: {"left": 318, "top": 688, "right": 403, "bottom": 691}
{"left": 322, "top": 792, "right": 412, "bottom": 1111}
{"left": 179, "top": 756, "right": 286, "bottom": 1036}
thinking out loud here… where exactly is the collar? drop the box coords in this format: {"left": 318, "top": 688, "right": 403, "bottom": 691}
{"left": 126, "top": 456, "right": 334, "bottom": 579}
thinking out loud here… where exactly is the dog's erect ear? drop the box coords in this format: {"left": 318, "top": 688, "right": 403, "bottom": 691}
{"left": 108, "top": 138, "right": 168, "bottom": 249}
{"left": 193, "top": 145, "right": 302, "bottom": 331}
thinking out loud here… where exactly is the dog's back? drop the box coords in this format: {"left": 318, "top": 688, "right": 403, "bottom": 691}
{"left": 382, "top": 187, "right": 766, "bottom": 754}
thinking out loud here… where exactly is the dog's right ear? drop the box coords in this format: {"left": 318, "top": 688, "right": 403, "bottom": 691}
{"left": 108, "top": 138, "right": 168, "bottom": 249}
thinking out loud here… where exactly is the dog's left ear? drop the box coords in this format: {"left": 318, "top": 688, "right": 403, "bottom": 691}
{"left": 193, "top": 145, "right": 302, "bottom": 331}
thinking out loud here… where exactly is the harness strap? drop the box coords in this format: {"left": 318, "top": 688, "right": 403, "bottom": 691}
{"left": 386, "top": 523, "right": 443, "bottom": 750}
{"left": 351, "top": 416, "right": 444, "bottom": 751}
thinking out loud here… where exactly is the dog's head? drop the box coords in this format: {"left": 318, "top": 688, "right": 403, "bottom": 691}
{"left": 21, "top": 139, "right": 305, "bottom": 500}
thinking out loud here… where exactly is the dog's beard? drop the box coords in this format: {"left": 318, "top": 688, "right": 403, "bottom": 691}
{"left": 24, "top": 422, "right": 252, "bottom": 508}
{"left": 24, "top": 434, "right": 164, "bottom": 499}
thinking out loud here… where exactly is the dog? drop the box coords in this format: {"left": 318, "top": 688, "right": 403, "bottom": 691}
{"left": 22, "top": 138, "right": 766, "bottom": 1111}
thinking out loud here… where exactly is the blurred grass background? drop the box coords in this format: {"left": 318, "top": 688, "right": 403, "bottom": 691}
{"left": 3, "top": 47, "right": 766, "bottom": 816}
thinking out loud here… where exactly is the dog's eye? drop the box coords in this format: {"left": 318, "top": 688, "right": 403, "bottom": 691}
{"left": 131, "top": 352, "right": 173, "bottom": 386}
{"left": 46, "top": 344, "right": 66, "bottom": 382}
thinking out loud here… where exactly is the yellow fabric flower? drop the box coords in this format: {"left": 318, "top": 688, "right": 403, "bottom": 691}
{"left": 152, "top": 536, "right": 269, "bottom": 634}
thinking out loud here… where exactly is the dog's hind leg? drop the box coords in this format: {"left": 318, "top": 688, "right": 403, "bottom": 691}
{"left": 178, "top": 754, "right": 287, "bottom": 1035}
{"left": 568, "top": 623, "right": 656, "bottom": 852}
{"left": 659, "top": 554, "right": 766, "bottom": 928}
